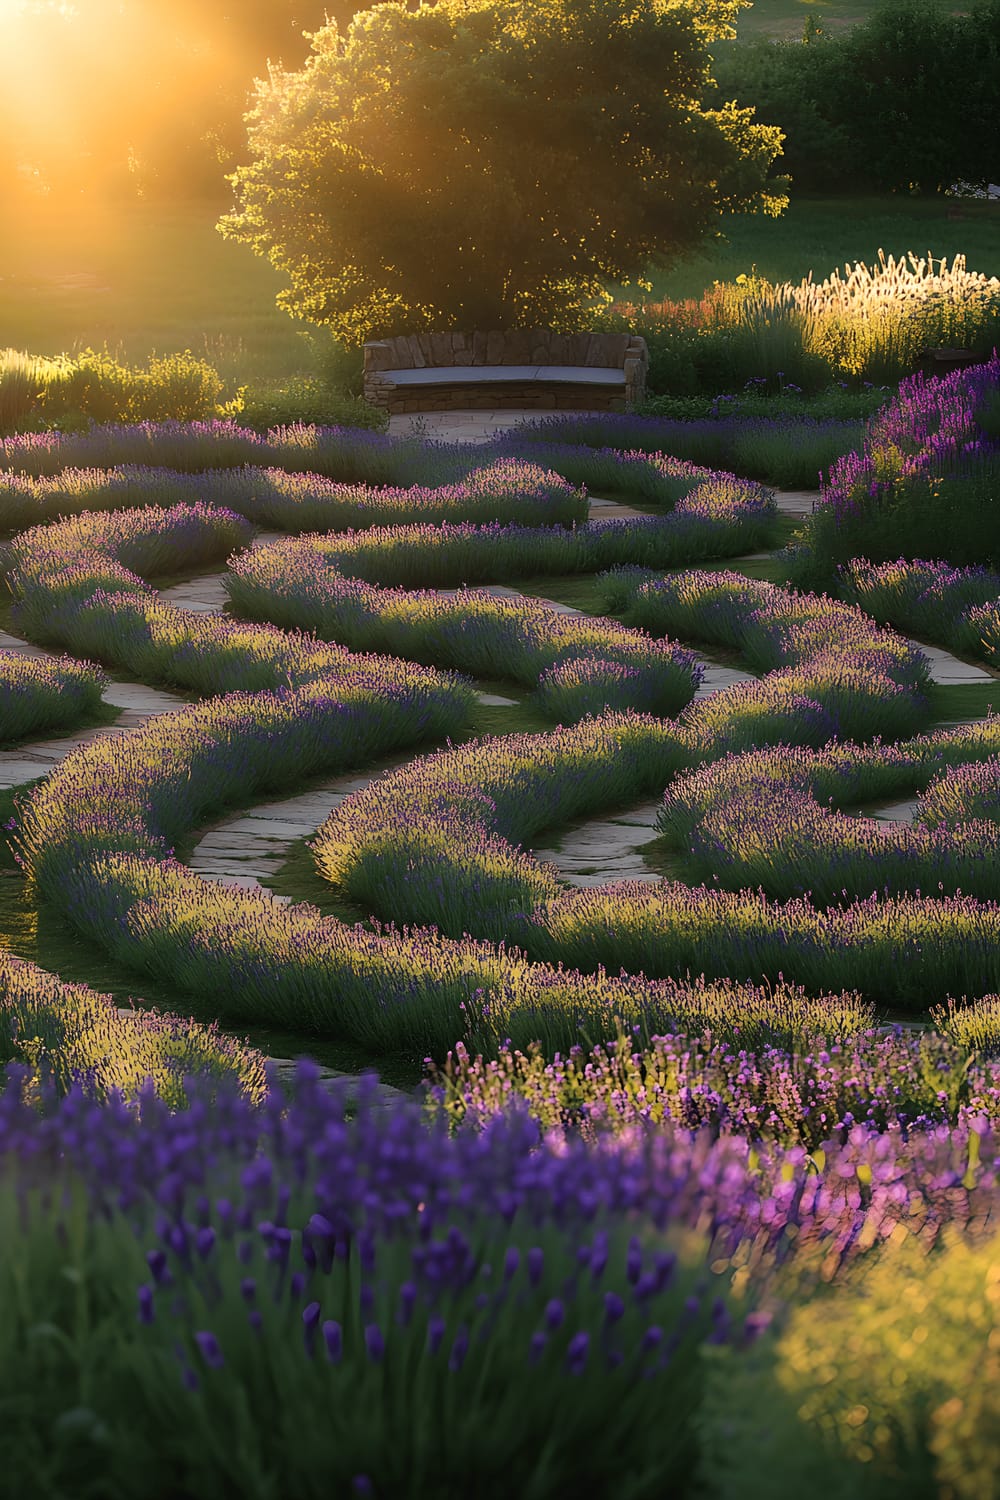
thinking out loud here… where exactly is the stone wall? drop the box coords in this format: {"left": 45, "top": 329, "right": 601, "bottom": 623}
{"left": 363, "top": 329, "right": 648, "bottom": 413}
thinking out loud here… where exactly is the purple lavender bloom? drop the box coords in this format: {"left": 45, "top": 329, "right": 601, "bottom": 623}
{"left": 193, "top": 1330, "right": 224, "bottom": 1369}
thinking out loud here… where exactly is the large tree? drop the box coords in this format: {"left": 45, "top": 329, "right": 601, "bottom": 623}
{"left": 219, "top": 0, "right": 786, "bottom": 339}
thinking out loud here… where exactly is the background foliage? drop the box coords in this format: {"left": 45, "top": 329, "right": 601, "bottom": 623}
{"left": 713, "top": 0, "right": 1000, "bottom": 194}
{"left": 220, "top": 0, "right": 786, "bottom": 339}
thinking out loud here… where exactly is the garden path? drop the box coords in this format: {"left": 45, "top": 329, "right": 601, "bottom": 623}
{"left": 0, "top": 626, "right": 185, "bottom": 790}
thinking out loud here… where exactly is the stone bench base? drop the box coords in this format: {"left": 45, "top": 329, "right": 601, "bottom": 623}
{"left": 364, "top": 331, "right": 648, "bottom": 415}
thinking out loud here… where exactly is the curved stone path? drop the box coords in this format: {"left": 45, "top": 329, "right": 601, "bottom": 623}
{"left": 0, "top": 627, "right": 186, "bottom": 790}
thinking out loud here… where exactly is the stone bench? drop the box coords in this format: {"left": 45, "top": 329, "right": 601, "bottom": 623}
{"left": 363, "top": 329, "right": 648, "bottom": 415}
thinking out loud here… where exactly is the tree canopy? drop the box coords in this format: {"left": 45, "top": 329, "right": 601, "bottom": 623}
{"left": 219, "top": 0, "right": 786, "bottom": 340}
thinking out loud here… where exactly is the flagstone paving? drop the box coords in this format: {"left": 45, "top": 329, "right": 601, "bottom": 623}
{"left": 909, "top": 639, "right": 995, "bottom": 684}
{"left": 187, "top": 773, "right": 382, "bottom": 894}
{"left": 0, "top": 627, "right": 186, "bottom": 790}
{"left": 531, "top": 801, "right": 664, "bottom": 888}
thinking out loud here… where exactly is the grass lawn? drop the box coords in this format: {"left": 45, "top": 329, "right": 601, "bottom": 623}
{"left": 615, "top": 195, "right": 1000, "bottom": 303}
{"left": 0, "top": 196, "right": 313, "bottom": 379}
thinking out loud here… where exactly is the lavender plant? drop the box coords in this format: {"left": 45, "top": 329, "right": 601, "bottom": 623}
{"left": 0, "top": 649, "right": 107, "bottom": 743}
{"left": 0, "top": 458, "right": 588, "bottom": 536}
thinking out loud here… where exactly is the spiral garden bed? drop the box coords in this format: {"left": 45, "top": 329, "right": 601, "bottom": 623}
{"left": 1, "top": 364, "right": 999, "bottom": 1497}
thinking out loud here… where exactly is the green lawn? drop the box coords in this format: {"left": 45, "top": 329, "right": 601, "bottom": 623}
{"left": 614, "top": 195, "right": 1000, "bottom": 303}
{"left": 0, "top": 196, "right": 312, "bottom": 378}
{"left": 3, "top": 192, "right": 997, "bottom": 374}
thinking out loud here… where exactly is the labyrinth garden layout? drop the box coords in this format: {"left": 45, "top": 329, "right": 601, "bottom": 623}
{"left": 0, "top": 359, "right": 999, "bottom": 1495}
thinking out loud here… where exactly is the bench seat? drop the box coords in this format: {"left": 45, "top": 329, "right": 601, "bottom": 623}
{"left": 363, "top": 332, "right": 647, "bottom": 415}
{"left": 377, "top": 365, "right": 626, "bottom": 388}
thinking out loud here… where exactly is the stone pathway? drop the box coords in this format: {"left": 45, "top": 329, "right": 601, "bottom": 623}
{"left": 0, "top": 628, "right": 185, "bottom": 790}
{"left": 188, "top": 773, "right": 380, "bottom": 894}
{"left": 532, "top": 801, "right": 664, "bottom": 888}
{"left": 694, "top": 660, "right": 758, "bottom": 698}
{"left": 264, "top": 1057, "right": 415, "bottom": 1108}
{"left": 869, "top": 798, "right": 920, "bottom": 827}
{"left": 158, "top": 530, "right": 283, "bottom": 613}
{"left": 909, "top": 639, "right": 995, "bottom": 686}
{"left": 588, "top": 495, "right": 652, "bottom": 521}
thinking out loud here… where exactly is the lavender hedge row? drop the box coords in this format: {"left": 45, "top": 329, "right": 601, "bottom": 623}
{"left": 4, "top": 1067, "right": 995, "bottom": 1496}
{"left": 656, "top": 722, "right": 1000, "bottom": 902}
{"left": 226, "top": 549, "right": 702, "bottom": 721}
{"left": 0, "top": 458, "right": 588, "bottom": 536}
{"left": 0, "top": 417, "right": 779, "bottom": 514}
{"left": 494, "top": 413, "right": 864, "bottom": 488}
{"left": 5, "top": 502, "right": 476, "bottom": 710}
{"left": 0, "top": 1061, "right": 993, "bottom": 1494}
{"left": 235, "top": 487, "right": 773, "bottom": 593}
{"left": 0, "top": 419, "right": 464, "bottom": 484}
{"left": 0, "top": 648, "right": 107, "bottom": 743}
{"left": 841, "top": 555, "right": 1000, "bottom": 669}
{"left": 311, "top": 714, "right": 688, "bottom": 939}
{"left": 5, "top": 501, "right": 254, "bottom": 630}
{"left": 528, "top": 880, "right": 1000, "bottom": 1012}
{"left": 786, "top": 354, "right": 1000, "bottom": 585}
{"left": 605, "top": 567, "right": 932, "bottom": 749}
{"left": 0, "top": 949, "right": 264, "bottom": 1103}
{"left": 429, "top": 1021, "right": 1000, "bottom": 1149}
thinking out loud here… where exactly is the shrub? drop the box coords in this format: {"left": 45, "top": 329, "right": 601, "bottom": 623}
{"left": 231, "top": 375, "right": 387, "bottom": 433}
{"left": 714, "top": 0, "right": 1000, "bottom": 196}
{"left": 787, "top": 354, "right": 1000, "bottom": 588}
{"left": 701, "top": 1222, "right": 1000, "bottom": 1500}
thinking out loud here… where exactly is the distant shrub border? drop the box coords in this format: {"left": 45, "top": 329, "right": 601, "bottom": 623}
{"left": 0, "top": 348, "right": 388, "bottom": 436}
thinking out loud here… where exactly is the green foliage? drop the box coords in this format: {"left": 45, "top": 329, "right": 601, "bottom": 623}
{"left": 0, "top": 347, "right": 228, "bottom": 432}
{"left": 700, "top": 1225, "right": 1000, "bottom": 1500}
{"left": 714, "top": 0, "right": 1000, "bottom": 194}
{"left": 220, "top": 0, "right": 786, "bottom": 340}
{"left": 230, "top": 376, "right": 387, "bottom": 434}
